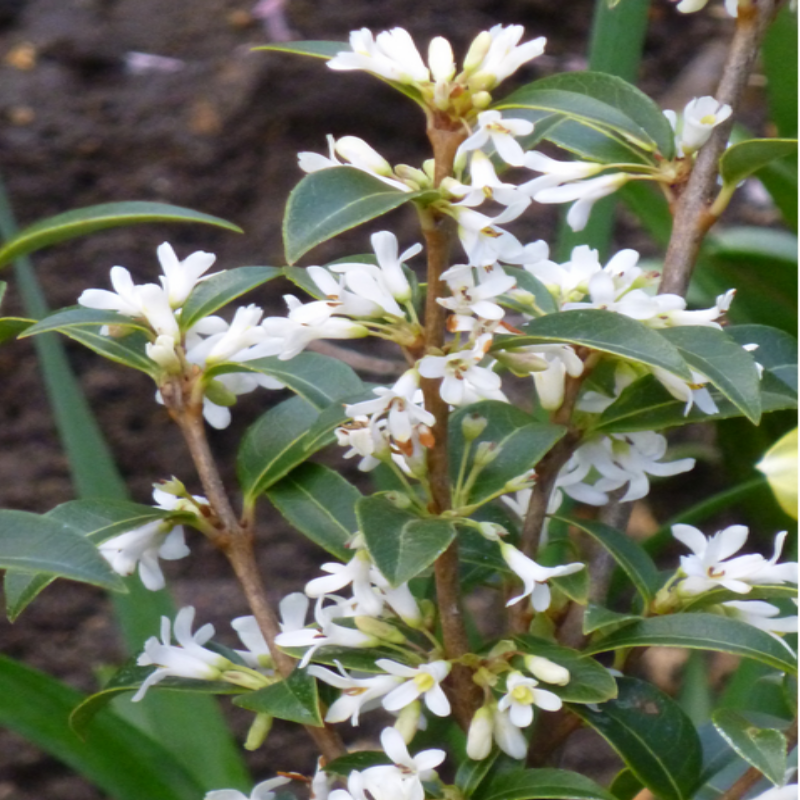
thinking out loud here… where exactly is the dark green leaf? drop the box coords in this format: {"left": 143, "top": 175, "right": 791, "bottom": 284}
{"left": 449, "top": 400, "right": 565, "bottom": 505}
{"left": 558, "top": 517, "right": 660, "bottom": 603}
{"left": 496, "top": 310, "right": 691, "bottom": 379}
{"left": 583, "top": 605, "right": 642, "bottom": 635}
{"left": 234, "top": 669, "right": 323, "bottom": 726}
{"left": 585, "top": 614, "right": 798, "bottom": 675}
{"left": 726, "top": 325, "right": 797, "bottom": 395}
{"left": 659, "top": 326, "right": 761, "bottom": 424}
{"left": 608, "top": 769, "right": 644, "bottom": 800}
{"left": 0, "top": 316, "right": 33, "bottom": 343}
{"left": 513, "top": 635, "right": 618, "bottom": 704}
{"left": 284, "top": 167, "right": 430, "bottom": 264}
{"left": 711, "top": 709, "right": 787, "bottom": 786}
{"left": 0, "top": 510, "right": 125, "bottom": 591}
{"left": 3, "top": 570, "right": 55, "bottom": 621}
{"left": 180, "top": 266, "right": 282, "bottom": 330}
{"left": 456, "top": 749, "right": 500, "bottom": 796}
{"left": 0, "top": 202, "right": 242, "bottom": 269}
{"left": 325, "top": 751, "right": 391, "bottom": 775}
{"left": 47, "top": 498, "right": 174, "bottom": 542}
{"left": 252, "top": 40, "right": 347, "bottom": 59}
{"left": 571, "top": 678, "right": 702, "bottom": 800}
{"left": 720, "top": 139, "right": 798, "bottom": 189}
{"left": 20, "top": 307, "right": 150, "bottom": 337}
{"left": 284, "top": 265, "right": 326, "bottom": 299}
{"left": 474, "top": 767, "right": 616, "bottom": 800}
{"left": 502, "top": 267, "right": 560, "bottom": 315}
{"left": 0, "top": 655, "right": 209, "bottom": 800}
{"left": 209, "top": 351, "right": 363, "bottom": 410}
{"left": 266, "top": 463, "right": 360, "bottom": 560}
{"left": 357, "top": 494, "right": 456, "bottom": 586}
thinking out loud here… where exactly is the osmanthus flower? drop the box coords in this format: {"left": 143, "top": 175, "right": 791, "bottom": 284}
{"left": 458, "top": 110, "right": 535, "bottom": 167}
{"left": 437, "top": 263, "right": 516, "bottom": 324}
{"left": 335, "top": 415, "right": 391, "bottom": 472}
{"left": 443, "top": 150, "right": 527, "bottom": 208}
{"left": 523, "top": 654, "right": 571, "bottom": 685}
{"left": 377, "top": 659, "right": 452, "bottom": 717}
{"left": 467, "top": 702, "right": 529, "bottom": 760}
{"left": 418, "top": 334, "right": 508, "bottom": 406}
{"left": 305, "top": 548, "right": 384, "bottom": 618}
{"left": 308, "top": 663, "right": 402, "bottom": 725}
{"left": 497, "top": 670, "right": 562, "bottom": 728}
{"left": 98, "top": 485, "right": 197, "bottom": 591}
{"left": 155, "top": 242, "right": 218, "bottom": 308}
{"left": 204, "top": 776, "right": 291, "bottom": 800}
{"left": 499, "top": 541, "right": 585, "bottom": 611}
{"left": 447, "top": 202, "right": 528, "bottom": 267}
{"left": 721, "top": 600, "right": 799, "bottom": 640}
{"left": 664, "top": 95, "right": 733, "bottom": 156}
{"left": 673, "top": 524, "right": 798, "bottom": 596}
{"left": 520, "top": 151, "right": 606, "bottom": 197}
{"left": 464, "top": 24, "right": 547, "bottom": 91}
{"left": 557, "top": 431, "right": 696, "bottom": 505}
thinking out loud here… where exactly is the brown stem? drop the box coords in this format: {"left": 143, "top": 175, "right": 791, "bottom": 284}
{"left": 659, "top": 0, "right": 777, "bottom": 297}
{"left": 163, "top": 375, "right": 345, "bottom": 761}
{"left": 717, "top": 718, "right": 797, "bottom": 800}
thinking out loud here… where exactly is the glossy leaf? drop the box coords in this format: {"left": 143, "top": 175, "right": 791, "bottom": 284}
{"left": 513, "top": 635, "right": 618, "bottom": 704}
{"left": 252, "top": 40, "right": 347, "bottom": 59}
{"left": 234, "top": 668, "right": 323, "bottom": 727}
{"left": 266, "top": 463, "right": 360, "bottom": 560}
{"left": 474, "top": 768, "right": 616, "bottom": 800}
{"left": 0, "top": 656, "right": 208, "bottom": 800}
{"left": 584, "top": 614, "right": 798, "bottom": 675}
{"left": 20, "top": 307, "right": 150, "bottom": 337}
{"left": 456, "top": 749, "right": 500, "bottom": 797}
{"left": 0, "top": 201, "right": 242, "bottom": 269}
{"left": 284, "top": 167, "right": 431, "bottom": 264}
{"left": 558, "top": 516, "right": 660, "bottom": 603}
{"left": 583, "top": 605, "right": 642, "bottom": 635}
{"left": 502, "top": 267, "right": 560, "bottom": 315}
{"left": 571, "top": 678, "right": 702, "bottom": 800}
{"left": 179, "top": 266, "right": 282, "bottom": 330}
{"left": 0, "top": 510, "right": 125, "bottom": 591}
{"left": 496, "top": 309, "right": 691, "bottom": 379}
{"left": 711, "top": 709, "right": 787, "bottom": 786}
{"left": 726, "top": 325, "right": 797, "bottom": 396}
{"left": 325, "top": 751, "right": 391, "bottom": 775}
{"left": 283, "top": 644, "right": 413, "bottom": 673}
{"left": 719, "top": 139, "right": 798, "bottom": 189}
{"left": 0, "top": 316, "right": 33, "bottom": 343}
{"left": 356, "top": 494, "right": 456, "bottom": 586}
{"left": 209, "top": 351, "right": 363, "bottom": 410}
{"left": 659, "top": 326, "right": 762, "bottom": 424}
{"left": 449, "top": 401, "right": 566, "bottom": 504}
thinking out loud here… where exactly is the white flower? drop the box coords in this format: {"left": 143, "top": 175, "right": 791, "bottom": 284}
{"left": 377, "top": 659, "right": 452, "bottom": 717}
{"left": 650, "top": 365, "right": 720, "bottom": 417}
{"left": 465, "top": 24, "right": 547, "bottom": 90}
{"left": 671, "top": 0, "right": 742, "bottom": 17}
{"left": 449, "top": 202, "right": 527, "bottom": 267}
{"left": 438, "top": 263, "right": 516, "bottom": 323}
{"left": 335, "top": 415, "right": 391, "bottom": 471}
{"left": 156, "top": 242, "right": 218, "bottom": 308}
{"left": 459, "top": 110, "right": 535, "bottom": 167}
{"left": 78, "top": 266, "right": 145, "bottom": 318}
{"left": 521, "top": 151, "right": 605, "bottom": 196}
{"left": 305, "top": 549, "right": 384, "bottom": 618}
{"left": 722, "top": 600, "right": 799, "bottom": 637}
{"left": 204, "top": 776, "right": 291, "bottom": 800}
{"left": 674, "top": 525, "right": 798, "bottom": 596}
{"left": 445, "top": 151, "right": 527, "bottom": 208}
{"left": 491, "top": 704, "right": 528, "bottom": 759}
{"left": 370, "top": 230, "right": 421, "bottom": 302}
{"left": 329, "top": 27, "right": 430, "bottom": 85}
{"left": 134, "top": 607, "right": 230, "bottom": 700}
{"left": 665, "top": 96, "right": 733, "bottom": 156}
{"left": 466, "top": 705, "right": 495, "bottom": 760}
{"left": 534, "top": 172, "right": 630, "bottom": 232}
{"left": 500, "top": 541, "right": 584, "bottom": 610}
{"left": 497, "top": 670, "right": 562, "bottom": 728}
{"left": 185, "top": 304, "right": 267, "bottom": 366}
{"left": 418, "top": 334, "right": 507, "bottom": 406}
{"left": 308, "top": 663, "right": 401, "bottom": 725}
{"left": 230, "top": 616, "right": 274, "bottom": 671}
{"left": 98, "top": 486, "right": 196, "bottom": 590}
{"left": 360, "top": 727, "right": 445, "bottom": 800}
{"left": 145, "top": 334, "right": 181, "bottom": 371}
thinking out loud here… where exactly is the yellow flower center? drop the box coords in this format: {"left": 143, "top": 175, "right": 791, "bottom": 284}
{"left": 414, "top": 672, "right": 436, "bottom": 692}
{"left": 511, "top": 685, "right": 535, "bottom": 705}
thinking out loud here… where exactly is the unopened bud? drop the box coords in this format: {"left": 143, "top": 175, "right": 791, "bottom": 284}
{"left": 495, "top": 349, "right": 549, "bottom": 377}
{"left": 394, "top": 700, "right": 422, "bottom": 744}
{"left": 477, "top": 521, "right": 506, "bottom": 542}
{"left": 474, "top": 440, "right": 500, "bottom": 466}
{"left": 524, "top": 655, "right": 570, "bottom": 685}
{"left": 462, "top": 413, "right": 488, "bottom": 442}
{"left": 471, "top": 90, "right": 492, "bottom": 109}
{"left": 355, "top": 616, "right": 407, "bottom": 644}
{"left": 467, "top": 71, "right": 497, "bottom": 93}
{"left": 386, "top": 491, "right": 412, "bottom": 509}
{"left": 463, "top": 31, "right": 492, "bottom": 75}
{"left": 156, "top": 476, "right": 187, "bottom": 497}
{"left": 145, "top": 335, "right": 181, "bottom": 372}
{"left": 244, "top": 712, "right": 273, "bottom": 751}
{"left": 466, "top": 705, "right": 494, "bottom": 761}
{"left": 487, "top": 639, "right": 516, "bottom": 658}
{"left": 204, "top": 378, "right": 237, "bottom": 407}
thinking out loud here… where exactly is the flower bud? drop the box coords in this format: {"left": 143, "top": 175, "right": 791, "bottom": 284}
{"left": 474, "top": 440, "right": 500, "bottom": 466}
{"left": 524, "top": 655, "right": 570, "bottom": 685}
{"left": 244, "top": 712, "right": 273, "bottom": 751}
{"left": 394, "top": 700, "right": 422, "bottom": 744}
{"left": 463, "top": 31, "right": 492, "bottom": 75}
{"left": 428, "top": 37, "right": 456, "bottom": 83}
{"left": 462, "top": 413, "right": 488, "bottom": 442}
{"left": 471, "top": 90, "right": 492, "bottom": 109}
{"left": 335, "top": 136, "right": 394, "bottom": 176}
{"left": 355, "top": 616, "right": 407, "bottom": 644}
{"left": 466, "top": 705, "right": 494, "bottom": 760}
{"left": 477, "top": 521, "right": 506, "bottom": 542}
{"left": 386, "top": 491, "right": 412, "bottom": 509}
{"left": 146, "top": 335, "right": 181, "bottom": 372}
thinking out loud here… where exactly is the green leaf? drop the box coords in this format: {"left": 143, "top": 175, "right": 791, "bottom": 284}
{"left": 0, "top": 315, "right": 33, "bottom": 343}
{"left": 238, "top": 395, "right": 321, "bottom": 501}
{"left": 585, "top": 614, "right": 798, "bottom": 675}
{"left": 0, "top": 510, "right": 125, "bottom": 591}
{"left": 266, "top": 463, "right": 360, "bottom": 560}
{"left": 0, "top": 655, "right": 208, "bottom": 800}
{"left": 571, "top": 677, "right": 702, "bottom": 800}
{"left": 513, "top": 635, "right": 618, "bottom": 704}
{"left": 502, "top": 267, "right": 560, "bottom": 315}
{"left": 449, "top": 401, "right": 566, "bottom": 505}
{"left": 252, "top": 40, "right": 347, "bottom": 59}
{"left": 726, "top": 325, "right": 797, "bottom": 396}
{"left": 719, "top": 139, "right": 798, "bottom": 189}
{"left": 517, "top": 72, "right": 675, "bottom": 159}
{"left": 70, "top": 661, "right": 243, "bottom": 737}
{"left": 356, "top": 494, "right": 456, "bottom": 586}
{"left": 496, "top": 309, "right": 691, "bottom": 379}
{"left": 583, "top": 605, "right": 642, "bottom": 635}
{"left": 234, "top": 669, "right": 323, "bottom": 726}
{"left": 3, "top": 569, "right": 56, "bottom": 621}
{"left": 711, "top": 709, "right": 788, "bottom": 786}
{"left": 209, "top": 351, "right": 363, "bottom": 410}
{"left": 0, "top": 201, "right": 242, "bottom": 269}
{"left": 557, "top": 517, "right": 660, "bottom": 603}
{"left": 284, "top": 644, "right": 412, "bottom": 673}
{"left": 284, "top": 167, "right": 430, "bottom": 264}
{"left": 659, "top": 326, "right": 762, "bottom": 424}
{"left": 455, "top": 749, "right": 500, "bottom": 797}
{"left": 325, "top": 751, "right": 391, "bottom": 775}
{"left": 20, "top": 307, "right": 150, "bottom": 337}
{"left": 179, "top": 266, "right": 282, "bottom": 330}
{"left": 474, "top": 767, "right": 616, "bottom": 800}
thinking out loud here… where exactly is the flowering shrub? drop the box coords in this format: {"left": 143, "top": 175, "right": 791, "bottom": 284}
{"left": 0, "top": 6, "right": 796, "bottom": 800}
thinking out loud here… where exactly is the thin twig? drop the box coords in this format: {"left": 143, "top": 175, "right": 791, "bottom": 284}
{"left": 659, "top": 0, "right": 777, "bottom": 297}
